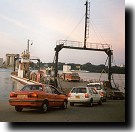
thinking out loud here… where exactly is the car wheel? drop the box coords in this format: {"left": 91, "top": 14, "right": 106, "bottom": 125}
{"left": 15, "top": 106, "right": 23, "bottom": 112}
{"left": 98, "top": 98, "right": 102, "bottom": 105}
{"left": 40, "top": 102, "right": 48, "bottom": 113}
{"left": 70, "top": 102, "right": 74, "bottom": 106}
{"left": 89, "top": 99, "right": 93, "bottom": 107}
{"left": 61, "top": 100, "right": 68, "bottom": 109}
{"left": 104, "top": 98, "right": 107, "bottom": 102}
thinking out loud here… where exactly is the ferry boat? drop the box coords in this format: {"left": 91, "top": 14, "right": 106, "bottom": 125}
{"left": 11, "top": 48, "right": 54, "bottom": 86}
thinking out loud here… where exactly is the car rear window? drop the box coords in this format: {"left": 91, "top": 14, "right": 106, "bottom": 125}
{"left": 72, "top": 73, "right": 79, "bottom": 77}
{"left": 87, "top": 84, "right": 101, "bottom": 90}
{"left": 21, "top": 85, "right": 43, "bottom": 91}
{"left": 71, "top": 88, "right": 86, "bottom": 93}
{"left": 95, "top": 85, "right": 101, "bottom": 90}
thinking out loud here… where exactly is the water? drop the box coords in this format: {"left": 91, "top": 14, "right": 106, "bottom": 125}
{"left": 0, "top": 69, "right": 24, "bottom": 100}
{"left": 58, "top": 70, "right": 125, "bottom": 92}
{"left": 78, "top": 72, "right": 125, "bottom": 92}
{"left": 0, "top": 69, "right": 125, "bottom": 100}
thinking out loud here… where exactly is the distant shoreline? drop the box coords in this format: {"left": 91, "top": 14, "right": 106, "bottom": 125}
{"left": 0, "top": 67, "right": 125, "bottom": 74}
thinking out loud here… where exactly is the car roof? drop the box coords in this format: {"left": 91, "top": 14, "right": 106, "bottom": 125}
{"left": 87, "top": 82, "right": 101, "bottom": 85}
{"left": 72, "top": 86, "right": 87, "bottom": 88}
{"left": 113, "top": 91, "right": 123, "bottom": 93}
{"left": 26, "top": 84, "right": 42, "bottom": 86}
{"left": 72, "top": 86, "right": 96, "bottom": 90}
{"left": 25, "top": 84, "right": 44, "bottom": 87}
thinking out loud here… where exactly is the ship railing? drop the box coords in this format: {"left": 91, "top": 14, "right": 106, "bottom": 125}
{"left": 56, "top": 40, "right": 112, "bottom": 50}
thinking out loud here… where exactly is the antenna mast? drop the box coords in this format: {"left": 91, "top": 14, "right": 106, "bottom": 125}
{"left": 84, "top": 0, "right": 90, "bottom": 48}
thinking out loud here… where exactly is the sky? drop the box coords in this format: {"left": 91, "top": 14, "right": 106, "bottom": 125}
{"left": 0, "top": 0, "right": 125, "bottom": 66}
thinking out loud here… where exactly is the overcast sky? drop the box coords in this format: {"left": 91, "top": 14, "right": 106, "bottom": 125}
{"left": 0, "top": 0, "right": 125, "bottom": 65}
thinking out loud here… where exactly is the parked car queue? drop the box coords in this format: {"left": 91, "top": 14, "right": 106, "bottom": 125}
{"left": 9, "top": 83, "right": 124, "bottom": 113}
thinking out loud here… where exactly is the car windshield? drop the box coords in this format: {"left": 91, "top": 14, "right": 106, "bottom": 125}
{"left": 71, "top": 88, "right": 86, "bottom": 93}
{"left": 21, "top": 85, "right": 43, "bottom": 91}
{"left": 72, "top": 73, "right": 79, "bottom": 77}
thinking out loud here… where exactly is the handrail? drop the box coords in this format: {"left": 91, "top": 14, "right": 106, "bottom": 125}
{"left": 56, "top": 40, "right": 112, "bottom": 50}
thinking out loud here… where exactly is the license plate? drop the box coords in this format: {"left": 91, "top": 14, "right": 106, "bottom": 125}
{"left": 76, "top": 96, "right": 80, "bottom": 99}
{"left": 17, "top": 95, "right": 27, "bottom": 99}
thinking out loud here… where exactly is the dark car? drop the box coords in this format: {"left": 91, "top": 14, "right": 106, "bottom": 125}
{"left": 108, "top": 91, "right": 125, "bottom": 100}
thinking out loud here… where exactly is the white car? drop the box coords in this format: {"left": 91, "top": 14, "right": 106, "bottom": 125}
{"left": 87, "top": 82, "right": 107, "bottom": 102}
{"left": 68, "top": 86, "right": 102, "bottom": 107}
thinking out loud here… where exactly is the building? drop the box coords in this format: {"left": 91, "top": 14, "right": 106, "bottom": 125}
{"left": 5, "top": 54, "right": 19, "bottom": 67}
{"left": 63, "top": 65, "right": 71, "bottom": 72}
{"left": 0, "top": 58, "right": 3, "bottom": 67}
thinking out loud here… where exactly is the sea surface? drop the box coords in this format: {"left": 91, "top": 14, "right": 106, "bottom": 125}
{"left": 0, "top": 68, "right": 125, "bottom": 100}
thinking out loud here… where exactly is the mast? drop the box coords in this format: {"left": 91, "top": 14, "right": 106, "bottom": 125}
{"left": 84, "top": 0, "right": 90, "bottom": 48}
{"left": 27, "top": 39, "right": 33, "bottom": 54}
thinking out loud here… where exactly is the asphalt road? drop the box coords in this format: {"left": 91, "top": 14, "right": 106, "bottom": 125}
{"left": 0, "top": 99, "right": 125, "bottom": 122}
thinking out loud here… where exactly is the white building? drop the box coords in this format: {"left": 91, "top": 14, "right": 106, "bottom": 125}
{"left": 63, "top": 65, "right": 71, "bottom": 72}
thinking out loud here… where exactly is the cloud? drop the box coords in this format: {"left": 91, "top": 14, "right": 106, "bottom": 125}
{"left": 0, "top": 0, "right": 124, "bottom": 65}
{"left": 0, "top": 14, "right": 29, "bottom": 30}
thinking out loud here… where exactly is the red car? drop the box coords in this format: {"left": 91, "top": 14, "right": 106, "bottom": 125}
{"left": 9, "top": 84, "right": 68, "bottom": 112}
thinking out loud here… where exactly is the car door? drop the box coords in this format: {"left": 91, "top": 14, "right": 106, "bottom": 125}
{"left": 45, "top": 86, "right": 56, "bottom": 107}
{"left": 91, "top": 88, "right": 100, "bottom": 102}
{"left": 50, "top": 86, "right": 63, "bottom": 107}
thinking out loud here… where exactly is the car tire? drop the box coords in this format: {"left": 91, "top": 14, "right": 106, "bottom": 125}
{"left": 70, "top": 102, "right": 74, "bottom": 106}
{"left": 89, "top": 99, "right": 93, "bottom": 107}
{"left": 104, "top": 98, "right": 107, "bottom": 102}
{"left": 61, "top": 100, "right": 68, "bottom": 109}
{"left": 98, "top": 98, "right": 102, "bottom": 105}
{"left": 40, "top": 102, "right": 48, "bottom": 113}
{"left": 15, "top": 106, "right": 23, "bottom": 112}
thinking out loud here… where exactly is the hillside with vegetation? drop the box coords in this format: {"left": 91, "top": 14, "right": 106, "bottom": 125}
{"left": 30, "top": 62, "right": 125, "bottom": 74}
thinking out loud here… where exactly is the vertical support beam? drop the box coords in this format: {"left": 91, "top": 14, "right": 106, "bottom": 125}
{"left": 16, "top": 54, "right": 19, "bottom": 68}
{"left": 84, "top": 0, "right": 88, "bottom": 48}
{"left": 54, "top": 44, "right": 63, "bottom": 88}
{"left": 12, "top": 56, "right": 14, "bottom": 67}
{"left": 9, "top": 56, "right": 12, "bottom": 66}
{"left": 54, "top": 51, "right": 58, "bottom": 88}
{"left": 38, "top": 59, "right": 40, "bottom": 70}
{"left": 13, "top": 57, "right": 16, "bottom": 72}
{"left": 108, "top": 53, "right": 112, "bottom": 88}
{"left": 8, "top": 56, "right": 10, "bottom": 66}
{"left": 105, "top": 49, "right": 113, "bottom": 88}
